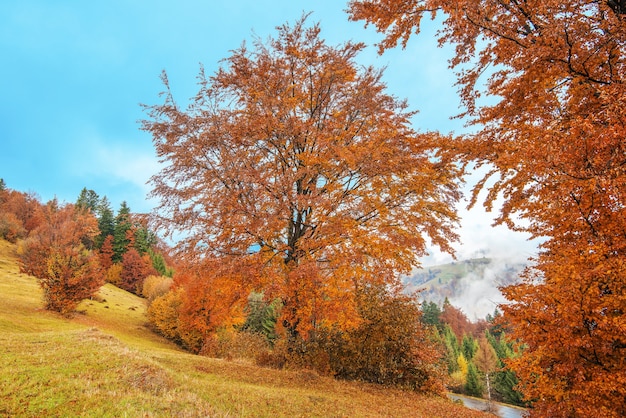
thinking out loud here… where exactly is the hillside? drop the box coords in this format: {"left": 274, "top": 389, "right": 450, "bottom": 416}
{"left": 403, "top": 258, "right": 526, "bottom": 319}
{"left": 0, "top": 239, "right": 490, "bottom": 417}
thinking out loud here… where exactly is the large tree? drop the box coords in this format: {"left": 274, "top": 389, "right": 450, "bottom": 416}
{"left": 143, "top": 16, "right": 461, "bottom": 339}
{"left": 348, "top": 1, "right": 626, "bottom": 416}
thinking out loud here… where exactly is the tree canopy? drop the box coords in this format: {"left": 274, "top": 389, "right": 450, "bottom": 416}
{"left": 349, "top": 1, "right": 626, "bottom": 415}
{"left": 143, "top": 16, "right": 462, "bottom": 338}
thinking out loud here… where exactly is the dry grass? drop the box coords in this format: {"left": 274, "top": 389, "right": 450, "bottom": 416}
{"left": 0, "top": 239, "right": 490, "bottom": 417}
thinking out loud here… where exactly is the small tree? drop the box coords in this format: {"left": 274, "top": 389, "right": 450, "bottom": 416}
{"left": 465, "top": 362, "right": 483, "bottom": 397}
{"left": 19, "top": 200, "right": 103, "bottom": 314}
{"left": 98, "top": 234, "right": 114, "bottom": 272}
{"left": 474, "top": 336, "right": 499, "bottom": 409}
{"left": 242, "top": 292, "right": 282, "bottom": 343}
{"left": 112, "top": 201, "right": 132, "bottom": 262}
{"left": 95, "top": 196, "right": 115, "bottom": 249}
{"left": 119, "top": 247, "right": 156, "bottom": 294}
{"left": 421, "top": 300, "right": 442, "bottom": 328}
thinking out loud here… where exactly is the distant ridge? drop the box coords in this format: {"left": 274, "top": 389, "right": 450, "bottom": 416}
{"left": 403, "top": 258, "right": 526, "bottom": 319}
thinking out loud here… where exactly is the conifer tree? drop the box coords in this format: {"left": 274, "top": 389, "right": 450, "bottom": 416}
{"left": 465, "top": 362, "right": 483, "bottom": 397}
{"left": 113, "top": 201, "right": 132, "bottom": 262}
{"left": 76, "top": 188, "right": 100, "bottom": 213}
{"left": 95, "top": 196, "right": 115, "bottom": 249}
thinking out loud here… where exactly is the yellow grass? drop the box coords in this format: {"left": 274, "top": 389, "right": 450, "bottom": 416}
{"left": 0, "top": 240, "right": 490, "bottom": 417}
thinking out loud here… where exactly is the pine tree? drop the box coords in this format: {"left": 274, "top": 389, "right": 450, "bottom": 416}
{"left": 76, "top": 188, "right": 100, "bottom": 213}
{"left": 462, "top": 334, "right": 478, "bottom": 361}
{"left": 442, "top": 324, "right": 460, "bottom": 373}
{"left": 95, "top": 196, "right": 115, "bottom": 249}
{"left": 465, "top": 362, "right": 483, "bottom": 397}
{"left": 134, "top": 225, "right": 156, "bottom": 255}
{"left": 421, "top": 301, "right": 442, "bottom": 328}
{"left": 113, "top": 201, "right": 132, "bottom": 262}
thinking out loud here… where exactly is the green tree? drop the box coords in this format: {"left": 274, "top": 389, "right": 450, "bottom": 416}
{"left": 95, "top": 196, "right": 115, "bottom": 249}
{"left": 113, "top": 201, "right": 132, "bottom": 262}
{"left": 485, "top": 331, "right": 525, "bottom": 406}
{"left": 134, "top": 224, "right": 156, "bottom": 255}
{"left": 421, "top": 300, "right": 442, "bottom": 328}
{"left": 242, "top": 292, "right": 282, "bottom": 343}
{"left": 76, "top": 188, "right": 100, "bottom": 213}
{"left": 462, "top": 334, "right": 478, "bottom": 361}
{"left": 465, "top": 362, "right": 483, "bottom": 397}
{"left": 442, "top": 324, "right": 460, "bottom": 373}
{"left": 148, "top": 249, "right": 172, "bottom": 278}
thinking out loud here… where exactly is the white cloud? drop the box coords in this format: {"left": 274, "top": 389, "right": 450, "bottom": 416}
{"left": 422, "top": 166, "right": 540, "bottom": 266}
{"left": 68, "top": 129, "right": 161, "bottom": 212}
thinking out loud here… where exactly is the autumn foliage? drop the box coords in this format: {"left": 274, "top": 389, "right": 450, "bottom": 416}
{"left": 143, "top": 15, "right": 461, "bottom": 348}
{"left": 0, "top": 187, "right": 43, "bottom": 243}
{"left": 322, "top": 286, "right": 447, "bottom": 392}
{"left": 119, "top": 247, "right": 157, "bottom": 294}
{"left": 349, "top": 0, "right": 626, "bottom": 415}
{"left": 18, "top": 200, "right": 103, "bottom": 314}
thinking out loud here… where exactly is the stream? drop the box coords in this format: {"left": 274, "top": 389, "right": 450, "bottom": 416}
{"left": 447, "top": 393, "right": 528, "bottom": 418}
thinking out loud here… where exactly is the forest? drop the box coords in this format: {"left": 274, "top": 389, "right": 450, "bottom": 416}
{"left": 2, "top": 1, "right": 626, "bottom": 417}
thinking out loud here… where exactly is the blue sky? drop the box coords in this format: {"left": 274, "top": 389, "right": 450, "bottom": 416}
{"left": 1, "top": 0, "right": 536, "bottom": 264}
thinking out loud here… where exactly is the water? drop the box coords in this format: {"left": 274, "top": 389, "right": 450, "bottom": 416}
{"left": 447, "top": 393, "right": 527, "bottom": 418}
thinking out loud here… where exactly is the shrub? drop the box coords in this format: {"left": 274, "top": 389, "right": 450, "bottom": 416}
{"left": 147, "top": 288, "right": 204, "bottom": 352}
{"left": 255, "top": 345, "right": 287, "bottom": 369}
{"left": 0, "top": 212, "right": 26, "bottom": 243}
{"left": 200, "top": 329, "right": 270, "bottom": 360}
{"left": 105, "top": 263, "right": 122, "bottom": 285}
{"left": 273, "top": 285, "right": 448, "bottom": 393}
{"left": 142, "top": 275, "right": 173, "bottom": 304}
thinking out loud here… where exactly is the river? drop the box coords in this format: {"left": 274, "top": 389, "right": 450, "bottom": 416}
{"left": 447, "top": 393, "right": 528, "bottom": 418}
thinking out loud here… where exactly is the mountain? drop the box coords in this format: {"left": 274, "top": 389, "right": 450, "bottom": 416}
{"left": 403, "top": 258, "right": 527, "bottom": 320}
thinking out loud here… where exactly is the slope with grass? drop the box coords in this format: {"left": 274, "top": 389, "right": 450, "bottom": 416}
{"left": 0, "top": 239, "right": 490, "bottom": 417}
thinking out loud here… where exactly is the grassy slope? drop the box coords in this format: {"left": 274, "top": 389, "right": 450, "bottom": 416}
{"left": 0, "top": 240, "right": 490, "bottom": 417}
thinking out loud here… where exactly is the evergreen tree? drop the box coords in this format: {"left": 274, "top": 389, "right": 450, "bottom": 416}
{"left": 76, "top": 188, "right": 100, "bottom": 213}
{"left": 494, "top": 368, "right": 525, "bottom": 406}
{"left": 442, "top": 324, "right": 460, "bottom": 373}
{"left": 465, "top": 362, "right": 483, "bottom": 397}
{"left": 148, "top": 249, "right": 173, "bottom": 277}
{"left": 486, "top": 307, "right": 504, "bottom": 338}
{"left": 95, "top": 196, "right": 115, "bottom": 249}
{"left": 421, "top": 300, "right": 442, "bottom": 328}
{"left": 462, "top": 334, "right": 478, "bottom": 361}
{"left": 113, "top": 201, "right": 132, "bottom": 262}
{"left": 242, "top": 292, "right": 282, "bottom": 343}
{"left": 134, "top": 225, "right": 156, "bottom": 255}
{"left": 486, "top": 331, "right": 526, "bottom": 406}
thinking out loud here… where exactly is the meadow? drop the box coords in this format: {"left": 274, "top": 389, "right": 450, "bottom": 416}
{"left": 0, "top": 239, "right": 490, "bottom": 417}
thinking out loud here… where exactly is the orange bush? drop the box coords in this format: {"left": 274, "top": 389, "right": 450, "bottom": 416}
{"left": 142, "top": 275, "right": 174, "bottom": 304}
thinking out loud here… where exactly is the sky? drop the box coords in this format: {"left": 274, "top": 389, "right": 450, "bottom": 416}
{"left": 0, "top": 0, "right": 539, "bottom": 267}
